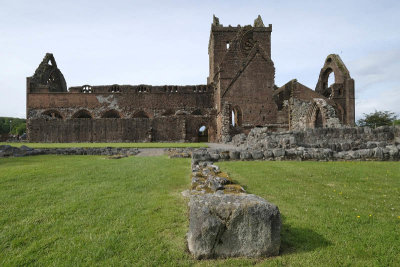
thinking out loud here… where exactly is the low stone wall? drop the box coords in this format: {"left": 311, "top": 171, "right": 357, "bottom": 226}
{"left": 0, "top": 145, "right": 139, "bottom": 157}
{"left": 192, "top": 145, "right": 400, "bottom": 163}
{"left": 164, "top": 148, "right": 194, "bottom": 158}
{"left": 185, "top": 161, "right": 281, "bottom": 259}
{"left": 232, "top": 126, "right": 400, "bottom": 152}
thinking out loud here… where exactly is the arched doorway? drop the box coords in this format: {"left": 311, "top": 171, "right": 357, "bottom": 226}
{"left": 315, "top": 108, "right": 324, "bottom": 128}
{"left": 306, "top": 101, "right": 327, "bottom": 129}
{"left": 198, "top": 125, "right": 208, "bottom": 142}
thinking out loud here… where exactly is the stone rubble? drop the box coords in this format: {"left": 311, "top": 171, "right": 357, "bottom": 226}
{"left": 186, "top": 160, "right": 281, "bottom": 259}
{"left": 233, "top": 126, "right": 399, "bottom": 151}
{"left": 0, "top": 145, "right": 139, "bottom": 158}
{"left": 190, "top": 126, "right": 400, "bottom": 163}
{"left": 164, "top": 148, "right": 194, "bottom": 158}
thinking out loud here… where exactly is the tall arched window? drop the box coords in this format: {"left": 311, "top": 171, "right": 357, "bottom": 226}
{"left": 321, "top": 68, "right": 334, "bottom": 98}
{"left": 231, "top": 106, "right": 242, "bottom": 127}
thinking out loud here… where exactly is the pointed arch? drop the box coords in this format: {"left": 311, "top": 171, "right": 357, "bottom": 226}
{"left": 101, "top": 109, "right": 121, "bottom": 118}
{"left": 316, "top": 54, "right": 351, "bottom": 97}
{"left": 72, "top": 109, "right": 93, "bottom": 119}
{"left": 320, "top": 67, "right": 334, "bottom": 98}
{"left": 132, "top": 110, "right": 150, "bottom": 119}
{"left": 306, "top": 101, "right": 327, "bottom": 128}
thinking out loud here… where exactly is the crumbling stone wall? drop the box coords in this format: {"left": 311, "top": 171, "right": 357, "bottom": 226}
{"left": 289, "top": 98, "right": 341, "bottom": 130}
{"left": 27, "top": 84, "right": 216, "bottom": 142}
{"left": 315, "top": 54, "right": 355, "bottom": 126}
{"left": 28, "top": 116, "right": 215, "bottom": 142}
{"left": 232, "top": 126, "right": 400, "bottom": 152}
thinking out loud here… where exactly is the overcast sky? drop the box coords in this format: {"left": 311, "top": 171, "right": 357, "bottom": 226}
{"left": 0, "top": 0, "right": 399, "bottom": 120}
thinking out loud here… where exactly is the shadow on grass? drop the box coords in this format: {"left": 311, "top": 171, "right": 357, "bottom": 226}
{"left": 280, "top": 219, "right": 332, "bottom": 255}
{"left": 228, "top": 180, "right": 331, "bottom": 255}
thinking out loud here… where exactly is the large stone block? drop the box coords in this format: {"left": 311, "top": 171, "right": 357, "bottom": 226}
{"left": 187, "top": 193, "right": 281, "bottom": 259}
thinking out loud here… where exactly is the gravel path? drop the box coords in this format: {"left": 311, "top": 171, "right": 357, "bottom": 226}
{"left": 206, "top": 142, "right": 238, "bottom": 150}
{"left": 135, "top": 148, "right": 165, "bottom": 157}
{"left": 135, "top": 143, "right": 237, "bottom": 157}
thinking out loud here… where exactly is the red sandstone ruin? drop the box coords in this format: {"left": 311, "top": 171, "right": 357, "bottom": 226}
{"left": 26, "top": 15, "right": 355, "bottom": 142}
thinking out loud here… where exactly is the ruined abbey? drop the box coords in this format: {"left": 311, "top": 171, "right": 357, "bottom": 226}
{"left": 26, "top": 15, "right": 355, "bottom": 143}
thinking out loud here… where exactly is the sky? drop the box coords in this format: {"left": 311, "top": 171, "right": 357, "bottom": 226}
{"left": 0, "top": 0, "right": 399, "bottom": 120}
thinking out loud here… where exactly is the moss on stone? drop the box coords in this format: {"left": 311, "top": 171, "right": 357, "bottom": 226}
{"left": 223, "top": 184, "right": 246, "bottom": 194}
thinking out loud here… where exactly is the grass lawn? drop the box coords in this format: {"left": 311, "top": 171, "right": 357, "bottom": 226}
{"left": 0, "top": 155, "right": 192, "bottom": 266}
{"left": 0, "top": 142, "right": 207, "bottom": 148}
{"left": 217, "top": 161, "right": 400, "bottom": 266}
{"left": 1, "top": 157, "right": 399, "bottom": 266}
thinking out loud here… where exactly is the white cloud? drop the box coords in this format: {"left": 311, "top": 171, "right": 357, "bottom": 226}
{"left": 356, "top": 87, "right": 400, "bottom": 119}
{"left": 348, "top": 49, "right": 400, "bottom": 91}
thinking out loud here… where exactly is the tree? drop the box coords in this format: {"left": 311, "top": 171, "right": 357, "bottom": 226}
{"left": 357, "top": 110, "right": 398, "bottom": 128}
{"left": 0, "top": 117, "right": 26, "bottom": 135}
{"left": 14, "top": 123, "right": 26, "bottom": 135}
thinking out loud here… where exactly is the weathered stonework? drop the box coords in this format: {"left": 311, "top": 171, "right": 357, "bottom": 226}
{"left": 186, "top": 161, "right": 281, "bottom": 259}
{"left": 0, "top": 145, "right": 139, "bottom": 157}
{"left": 26, "top": 16, "right": 355, "bottom": 143}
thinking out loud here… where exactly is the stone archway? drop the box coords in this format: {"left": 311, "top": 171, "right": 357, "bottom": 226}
{"left": 72, "top": 109, "right": 93, "bottom": 119}
{"left": 306, "top": 99, "right": 341, "bottom": 129}
{"left": 307, "top": 102, "right": 327, "bottom": 128}
{"left": 101, "top": 109, "right": 121, "bottom": 118}
{"left": 132, "top": 110, "right": 150, "bottom": 119}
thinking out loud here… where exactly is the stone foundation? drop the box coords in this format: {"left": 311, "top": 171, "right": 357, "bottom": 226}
{"left": 0, "top": 145, "right": 139, "bottom": 157}
{"left": 186, "top": 161, "right": 281, "bottom": 259}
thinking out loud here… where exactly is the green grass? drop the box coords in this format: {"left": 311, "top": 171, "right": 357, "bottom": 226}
{"left": 1, "top": 158, "right": 399, "bottom": 266}
{"left": 216, "top": 161, "right": 400, "bottom": 266}
{"left": 0, "top": 155, "right": 193, "bottom": 266}
{"left": 0, "top": 142, "right": 207, "bottom": 148}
